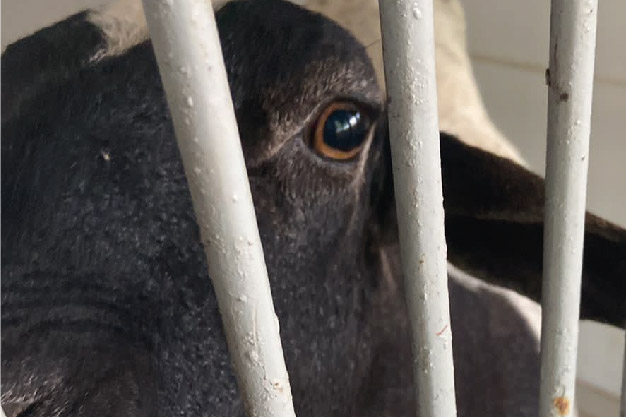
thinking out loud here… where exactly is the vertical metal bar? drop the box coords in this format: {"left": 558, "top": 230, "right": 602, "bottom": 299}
{"left": 621, "top": 337, "right": 626, "bottom": 417}
{"left": 378, "top": 1, "right": 457, "bottom": 417}
{"left": 141, "top": 2, "right": 297, "bottom": 417}
{"left": 540, "top": 1, "right": 597, "bottom": 416}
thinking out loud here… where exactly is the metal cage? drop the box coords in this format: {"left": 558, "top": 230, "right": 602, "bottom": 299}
{"left": 2, "top": 1, "right": 616, "bottom": 416}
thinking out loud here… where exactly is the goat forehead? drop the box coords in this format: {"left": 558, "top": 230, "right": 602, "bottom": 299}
{"left": 216, "top": 0, "right": 383, "bottom": 128}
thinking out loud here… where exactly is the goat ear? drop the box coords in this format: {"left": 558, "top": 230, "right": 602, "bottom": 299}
{"left": 439, "top": 133, "right": 626, "bottom": 328}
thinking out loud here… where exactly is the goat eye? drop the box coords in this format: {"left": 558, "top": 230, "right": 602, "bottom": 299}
{"left": 310, "top": 102, "right": 371, "bottom": 160}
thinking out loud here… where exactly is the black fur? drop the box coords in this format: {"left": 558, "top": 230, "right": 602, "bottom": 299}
{"left": 2, "top": 1, "right": 624, "bottom": 416}
{"left": 1, "top": 12, "right": 106, "bottom": 124}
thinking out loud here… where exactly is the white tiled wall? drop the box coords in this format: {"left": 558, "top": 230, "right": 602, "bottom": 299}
{"left": 463, "top": 1, "right": 625, "bottom": 416}
{"left": 464, "top": 0, "right": 626, "bottom": 84}
{"left": 464, "top": 0, "right": 626, "bottom": 227}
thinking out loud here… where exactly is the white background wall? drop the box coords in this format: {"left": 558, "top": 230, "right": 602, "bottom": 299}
{"left": 2, "top": 1, "right": 624, "bottom": 416}
{"left": 463, "top": 1, "right": 625, "bottom": 416}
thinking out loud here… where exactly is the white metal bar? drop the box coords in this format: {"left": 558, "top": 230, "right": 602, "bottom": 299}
{"left": 378, "top": 1, "right": 457, "bottom": 417}
{"left": 539, "top": 1, "right": 598, "bottom": 416}
{"left": 141, "top": 2, "right": 297, "bottom": 417}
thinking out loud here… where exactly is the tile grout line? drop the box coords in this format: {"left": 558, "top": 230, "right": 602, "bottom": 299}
{"left": 469, "top": 53, "right": 626, "bottom": 89}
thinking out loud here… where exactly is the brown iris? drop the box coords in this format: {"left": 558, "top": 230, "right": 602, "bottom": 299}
{"left": 310, "top": 102, "right": 372, "bottom": 160}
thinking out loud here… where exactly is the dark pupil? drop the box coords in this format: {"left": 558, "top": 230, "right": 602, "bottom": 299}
{"left": 322, "top": 109, "right": 369, "bottom": 152}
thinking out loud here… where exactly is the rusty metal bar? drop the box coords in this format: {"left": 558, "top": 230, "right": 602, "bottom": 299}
{"left": 141, "top": 1, "right": 297, "bottom": 416}
{"left": 378, "top": 1, "right": 457, "bottom": 417}
{"left": 539, "top": 1, "right": 598, "bottom": 416}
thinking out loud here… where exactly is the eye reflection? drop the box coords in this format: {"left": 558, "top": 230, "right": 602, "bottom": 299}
{"left": 310, "top": 102, "right": 372, "bottom": 160}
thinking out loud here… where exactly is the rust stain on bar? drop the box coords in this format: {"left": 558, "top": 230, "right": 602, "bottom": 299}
{"left": 553, "top": 396, "right": 570, "bottom": 416}
{"left": 436, "top": 325, "right": 448, "bottom": 336}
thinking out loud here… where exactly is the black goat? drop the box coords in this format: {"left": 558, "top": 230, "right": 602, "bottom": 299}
{"left": 2, "top": 1, "right": 624, "bottom": 416}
